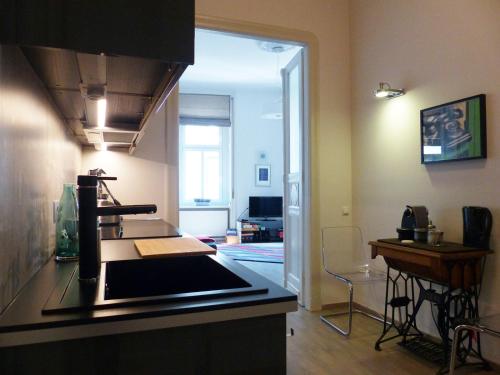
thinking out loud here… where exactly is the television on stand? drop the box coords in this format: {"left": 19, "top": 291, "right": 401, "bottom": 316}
{"left": 249, "top": 196, "right": 283, "bottom": 220}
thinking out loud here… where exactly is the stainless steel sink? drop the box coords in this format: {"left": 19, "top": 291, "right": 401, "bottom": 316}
{"left": 43, "top": 255, "right": 269, "bottom": 314}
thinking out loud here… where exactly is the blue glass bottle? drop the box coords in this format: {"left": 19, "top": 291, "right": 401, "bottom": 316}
{"left": 55, "top": 183, "right": 79, "bottom": 261}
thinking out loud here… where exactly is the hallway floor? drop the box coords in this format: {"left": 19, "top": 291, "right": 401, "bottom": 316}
{"left": 238, "top": 260, "right": 284, "bottom": 286}
{"left": 286, "top": 308, "right": 498, "bottom": 375}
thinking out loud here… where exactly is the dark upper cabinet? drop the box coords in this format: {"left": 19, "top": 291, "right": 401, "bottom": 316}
{"left": 0, "top": 0, "right": 194, "bottom": 151}
{"left": 0, "top": 0, "right": 194, "bottom": 64}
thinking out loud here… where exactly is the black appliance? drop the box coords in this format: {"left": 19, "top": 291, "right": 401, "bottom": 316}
{"left": 397, "top": 205, "right": 429, "bottom": 240}
{"left": 401, "top": 205, "right": 429, "bottom": 229}
{"left": 463, "top": 206, "right": 492, "bottom": 249}
{"left": 249, "top": 196, "right": 283, "bottom": 219}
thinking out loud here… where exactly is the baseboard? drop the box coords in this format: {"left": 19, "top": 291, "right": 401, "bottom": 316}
{"left": 321, "top": 302, "right": 348, "bottom": 311}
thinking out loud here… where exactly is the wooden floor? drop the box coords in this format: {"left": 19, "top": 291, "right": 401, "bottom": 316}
{"left": 232, "top": 251, "right": 497, "bottom": 374}
{"left": 286, "top": 308, "right": 499, "bottom": 375}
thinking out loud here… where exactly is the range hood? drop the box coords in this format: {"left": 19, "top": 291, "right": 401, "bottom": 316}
{"left": 21, "top": 46, "right": 184, "bottom": 152}
{"left": 0, "top": 0, "right": 194, "bottom": 153}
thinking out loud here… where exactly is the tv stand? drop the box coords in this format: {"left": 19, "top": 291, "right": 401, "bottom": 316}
{"left": 237, "top": 218, "right": 283, "bottom": 243}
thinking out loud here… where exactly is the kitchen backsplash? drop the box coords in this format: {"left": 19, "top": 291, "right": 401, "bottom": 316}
{"left": 0, "top": 45, "right": 81, "bottom": 313}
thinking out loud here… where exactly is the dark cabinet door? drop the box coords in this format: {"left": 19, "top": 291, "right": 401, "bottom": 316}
{"left": 0, "top": 0, "right": 194, "bottom": 63}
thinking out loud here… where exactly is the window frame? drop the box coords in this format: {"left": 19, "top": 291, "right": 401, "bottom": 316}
{"left": 179, "top": 124, "right": 231, "bottom": 208}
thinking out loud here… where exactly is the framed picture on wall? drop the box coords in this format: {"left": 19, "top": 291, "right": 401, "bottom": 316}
{"left": 420, "top": 94, "right": 486, "bottom": 164}
{"left": 255, "top": 165, "right": 271, "bottom": 186}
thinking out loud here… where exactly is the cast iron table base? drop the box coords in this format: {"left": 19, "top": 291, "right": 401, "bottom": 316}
{"left": 375, "top": 260, "right": 489, "bottom": 374}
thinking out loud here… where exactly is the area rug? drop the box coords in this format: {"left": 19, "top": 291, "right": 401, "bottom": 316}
{"left": 217, "top": 242, "right": 284, "bottom": 264}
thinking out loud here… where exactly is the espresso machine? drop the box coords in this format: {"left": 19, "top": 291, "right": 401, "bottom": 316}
{"left": 397, "top": 205, "right": 429, "bottom": 241}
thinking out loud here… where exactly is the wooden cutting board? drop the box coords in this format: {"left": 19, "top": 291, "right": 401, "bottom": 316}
{"left": 134, "top": 237, "right": 216, "bottom": 258}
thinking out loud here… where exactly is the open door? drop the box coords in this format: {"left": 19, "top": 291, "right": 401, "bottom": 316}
{"left": 282, "top": 49, "right": 304, "bottom": 305}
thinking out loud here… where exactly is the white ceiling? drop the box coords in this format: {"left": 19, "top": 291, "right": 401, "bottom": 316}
{"left": 180, "top": 29, "right": 301, "bottom": 89}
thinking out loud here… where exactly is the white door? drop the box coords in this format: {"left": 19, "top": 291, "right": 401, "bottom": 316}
{"left": 282, "top": 50, "right": 304, "bottom": 305}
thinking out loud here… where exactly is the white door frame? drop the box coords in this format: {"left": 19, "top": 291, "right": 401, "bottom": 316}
{"left": 301, "top": 45, "right": 311, "bottom": 307}
{"left": 194, "top": 17, "right": 313, "bottom": 310}
{"left": 282, "top": 48, "right": 307, "bottom": 306}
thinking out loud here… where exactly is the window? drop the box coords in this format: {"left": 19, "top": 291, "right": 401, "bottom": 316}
{"left": 179, "top": 125, "right": 231, "bottom": 207}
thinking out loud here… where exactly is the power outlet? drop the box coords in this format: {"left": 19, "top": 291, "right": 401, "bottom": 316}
{"left": 53, "top": 200, "right": 59, "bottom": 224}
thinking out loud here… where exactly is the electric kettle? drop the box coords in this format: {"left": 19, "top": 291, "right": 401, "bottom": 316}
{"left": 463, "top": 206, "right": 492, "bottom": 249}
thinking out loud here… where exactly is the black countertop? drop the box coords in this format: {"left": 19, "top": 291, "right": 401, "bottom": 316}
{"left": 100, "top": 219, "right": 181, "bottom": 240}
{"left": 0, "top": 237, "right": 297, "bottom": 347}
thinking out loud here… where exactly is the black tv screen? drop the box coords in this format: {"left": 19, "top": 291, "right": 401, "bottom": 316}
{"left": 249, "top": 196, "right": 283, "bottom": 218}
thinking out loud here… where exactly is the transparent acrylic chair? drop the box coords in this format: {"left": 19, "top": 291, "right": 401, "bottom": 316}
{"left": 321, "top": 226, "right": 386, "bottom": 336}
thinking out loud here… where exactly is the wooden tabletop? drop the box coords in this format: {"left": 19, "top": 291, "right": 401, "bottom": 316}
{"left": 370, "top": 239, "right": 491, "bottom": 260}
{"left": 370, "top": 239, "right": 491, "bottom": 288}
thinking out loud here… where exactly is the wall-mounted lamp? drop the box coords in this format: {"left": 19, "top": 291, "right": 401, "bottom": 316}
{"left": 373, "top": 82, "right": 405, "bottom": 99}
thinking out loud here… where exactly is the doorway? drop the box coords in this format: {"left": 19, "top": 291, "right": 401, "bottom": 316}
{"left": 177, "top": 27, "right": 309, "bottom": 306}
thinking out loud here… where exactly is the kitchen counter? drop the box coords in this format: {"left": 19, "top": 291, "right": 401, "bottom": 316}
{"left": 100, "top": 219, "right": 182, "bottom": 240}
{"left": 0, "top": 237, "right": 296, "bottom": 374}
{"left": 0, "top": 238, "right": 296, "bottom": 347}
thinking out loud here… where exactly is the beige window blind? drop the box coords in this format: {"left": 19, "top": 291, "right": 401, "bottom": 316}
{"left": 179, "top": 94, "right": 231, "bottom": 127}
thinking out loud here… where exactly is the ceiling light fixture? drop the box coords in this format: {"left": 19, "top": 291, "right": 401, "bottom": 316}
{"left": 257, "top": 41, "right": 295, "bottom": 77}
{"left": 256, "top": 41, "right": 294, "bottom": 54}
{"left": 374, "top": 82, "right": 405, "bottom": 99}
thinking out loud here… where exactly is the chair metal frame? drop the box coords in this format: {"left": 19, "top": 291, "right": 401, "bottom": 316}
{"left": 320, "top": 226, "right": 386, "bottom": 337}
{"left": 449, "top": 319, "right": 500, "bottom": 375}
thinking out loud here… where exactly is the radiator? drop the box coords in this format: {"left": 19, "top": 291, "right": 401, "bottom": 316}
{"left": 179, "top": 208, "right": 229, "bottom": 237}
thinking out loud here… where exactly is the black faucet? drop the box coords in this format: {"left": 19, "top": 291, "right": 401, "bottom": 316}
{"left": 77, "top": 175, "right": 157, "bottom": 283}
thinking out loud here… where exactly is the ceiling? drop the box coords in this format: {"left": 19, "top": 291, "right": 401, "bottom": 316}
{"left": 180, "top": 29, "right": 301, "bottom": 89}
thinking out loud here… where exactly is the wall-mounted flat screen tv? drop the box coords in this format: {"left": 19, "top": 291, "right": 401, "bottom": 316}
{"left": 249, "top": 196, "right": 283, "bottom": 218}
{"left": 420, "top": 94, "right": 486, "bottom": 164}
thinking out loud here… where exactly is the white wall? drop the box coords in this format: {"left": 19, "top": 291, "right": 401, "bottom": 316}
{"left": 81, "top": 89, "right": 179, "bottom": 225}
{"left": 233, "top": 87, "right": 284, "bottom": 223}
{"left": 350, "top": 0, "right": 500, "bottom": 360}
{"left": 180, "top": 82, "right": 284, "bottom": 229}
